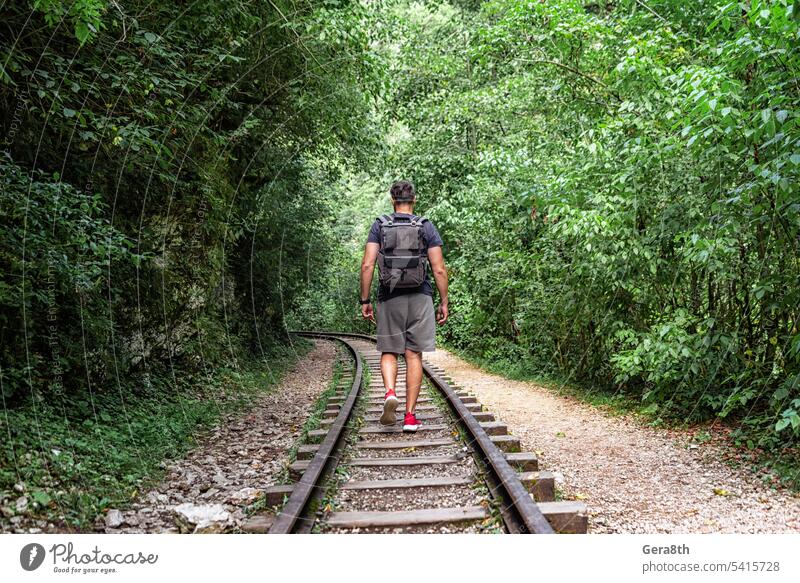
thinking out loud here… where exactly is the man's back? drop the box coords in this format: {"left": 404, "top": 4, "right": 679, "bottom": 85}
{"left": 366, "top": 211, "right": 443, "bottom": 302}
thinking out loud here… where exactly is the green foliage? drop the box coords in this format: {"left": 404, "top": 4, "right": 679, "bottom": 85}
{"left": 32, "top": 0, "right": 106, "bottom": 45}
{"left": 1, "top": 0, "right": 382, "bottom": 398}
{"left": 296, "top": 0, "right": 800, "bottom": 454}
{"left": 0, "top": 155, "right": 141, "bottom": 402}
{"left": 287, "top": 172, "right": 392, "bottom": 333}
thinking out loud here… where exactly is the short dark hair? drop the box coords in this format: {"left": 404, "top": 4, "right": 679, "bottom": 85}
{"left": 390, "top": 180, "right": 415, "bottom": 202}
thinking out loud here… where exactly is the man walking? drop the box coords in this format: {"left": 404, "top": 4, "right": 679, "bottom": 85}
{"left": 359, "top": 180, "right": 448, "bottom": 432}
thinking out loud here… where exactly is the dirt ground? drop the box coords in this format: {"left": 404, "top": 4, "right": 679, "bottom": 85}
{"left": 424, "top": 348, "right": 800, "bottom": 533}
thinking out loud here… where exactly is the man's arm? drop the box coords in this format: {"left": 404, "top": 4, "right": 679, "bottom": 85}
{"left": 427, "top": 246, "right": 449, "bottom": 324}
{"left": 360, "top": 242, "right": 379, "bottom": 322}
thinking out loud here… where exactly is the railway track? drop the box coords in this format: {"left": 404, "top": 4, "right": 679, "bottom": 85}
{"left": 265, "top": 332, "right": 587, "bottom": 534}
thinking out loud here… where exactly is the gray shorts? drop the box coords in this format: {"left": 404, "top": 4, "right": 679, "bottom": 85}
{"left": 376, "top": 293, "right": 436, "bottom": 354}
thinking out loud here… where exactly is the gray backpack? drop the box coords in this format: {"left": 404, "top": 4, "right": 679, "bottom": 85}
{"left": 376, "top": 213, "right": 428, "bottom": 290}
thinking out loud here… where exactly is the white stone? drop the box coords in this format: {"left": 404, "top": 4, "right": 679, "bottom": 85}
{"left": 228, "top": 487, "right": 261, "bottom": 505}
{"left": 105, "top": 509, "right": 124, "bottom": 528}
{"left": 173, "top": 503, "right": 232, "bottom": 534}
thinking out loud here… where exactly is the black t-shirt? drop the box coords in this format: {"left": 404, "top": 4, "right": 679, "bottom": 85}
{"left": 367, "top": 212, "right": 443, "bottom": 302}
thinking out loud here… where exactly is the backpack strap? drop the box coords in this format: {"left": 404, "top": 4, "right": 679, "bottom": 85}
{"left": 377, "top": 213, "right": 427, "bottom": 226}
{"left": 400, "top": 214, "right": 427, "bottom": 226}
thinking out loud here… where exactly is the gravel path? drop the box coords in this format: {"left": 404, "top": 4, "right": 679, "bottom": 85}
{"left": 424, "top": 348, "right": 800, "bottom": 533}
{"left": 108, "top": 339, "right": 336, "bottom": 533}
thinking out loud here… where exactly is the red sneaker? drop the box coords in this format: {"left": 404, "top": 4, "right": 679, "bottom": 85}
{"left": 380, "top": 389, "right": 399, "bottom": 425}
{"left": 403, "top": 412, "right": 420, "bottom": 433}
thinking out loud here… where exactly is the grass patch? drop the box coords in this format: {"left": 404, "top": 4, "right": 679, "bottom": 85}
{"left": 0, "top": 338, "right": 313, "bottom": 531}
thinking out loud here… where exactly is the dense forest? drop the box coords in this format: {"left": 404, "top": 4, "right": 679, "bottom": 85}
{"left": 1, "top": 0, "right": 798, "bottom": 527}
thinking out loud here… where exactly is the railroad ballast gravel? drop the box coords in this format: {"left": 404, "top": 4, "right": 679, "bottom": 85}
{"left": 321, "top": 339, "right": 502, "bottom": 534}
{"left": 107, "top": 339, "right": 337, "bottom": 533}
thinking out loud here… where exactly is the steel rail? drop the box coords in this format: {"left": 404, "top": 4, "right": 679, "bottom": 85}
{"left": 422, "top": 362, "right": 554, "bottom": 534}
{"left": 288, "top": 330, "right": 555, "bottom": 534}
{"left": 268, "top": 333, "right": 363, "bottom": 534}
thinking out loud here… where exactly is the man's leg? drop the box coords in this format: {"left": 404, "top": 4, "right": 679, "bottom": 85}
{"left": 380, "top": 352, "right": 398, "bottom": 392}
{"left": 376, "top": 296, "right": 406, "bottom": 425}
{"left": 378, "top": 352, "right": 400, "bottom": 425}
{"left": 402, "top": 294, "right": 434, "bottom": 432}
{"left": 404, "top": 348, "right": 423, "bottom": 413}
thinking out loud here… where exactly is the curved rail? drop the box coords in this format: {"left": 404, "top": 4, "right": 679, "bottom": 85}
{"left": 288, "top": 330, "right": 555, "bottom": 535}
{"left": 268, "top": 333, "right": 363, "bottom": 534}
